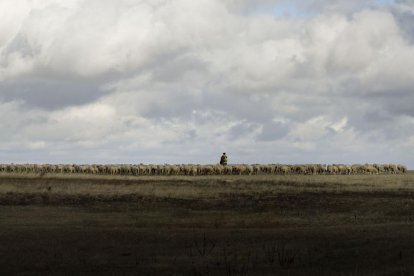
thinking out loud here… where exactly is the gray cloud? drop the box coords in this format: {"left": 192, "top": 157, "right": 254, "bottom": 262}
{"left": 229, "top": 121, "right": 259, "bottom": 139}
{"left": 392, "top": 7, "right": 414, "bottom": 43}
{"left": 257, "top": 121, "right": 290, "bottom": 141}
{"left": 0, "top": 77, "right": 110, "bottom": 110}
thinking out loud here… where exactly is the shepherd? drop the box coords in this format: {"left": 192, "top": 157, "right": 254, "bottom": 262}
{"left": 220, "top": 153, "right": 228, "bottom": 165}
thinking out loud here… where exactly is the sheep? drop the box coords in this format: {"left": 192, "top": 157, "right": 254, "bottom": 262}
{"left": 252, "top": 164, "right": 261, "bottom": 175}
{"left": 213, "top": 164, "right": 224, "bottom": 175}
{"left": 364, "top": 164, "right": 378, "bottom": 175}
{"left": 397, "top": 164, "right": 407, "bottom": 173}
{"left": 327, "top": 165, "right": 338, "bottom": 174}
{"left": 294, "top": 165, "right": 307, "bottom": 174}
{"left": 224, "top": 165, "right": 233, "bottom": 175}
{"left": 0, "top": 163, "right": 407, "bottom": 176}
{"left": 243, "top": 164, "right": 253, "bottom": 175}
{"left": 388, "top": 164, "right": 398, "bottom": 174}
{"left": 109, "top": 166, "right": 120, "bottom": 175}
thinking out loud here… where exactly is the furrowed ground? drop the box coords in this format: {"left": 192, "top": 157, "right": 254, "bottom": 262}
{"left": 0, "top": 172, "right": 414, "bottom": 275}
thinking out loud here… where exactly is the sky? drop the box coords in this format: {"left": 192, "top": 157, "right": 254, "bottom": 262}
{"left": 1, "top": 0, "right": 414, "bottom": 167}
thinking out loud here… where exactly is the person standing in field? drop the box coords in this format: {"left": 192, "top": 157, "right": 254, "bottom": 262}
{"left": 220, "top": 153, "right": 228, "bottom": 165}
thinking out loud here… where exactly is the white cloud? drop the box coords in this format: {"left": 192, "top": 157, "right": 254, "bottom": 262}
{"left": 0, "top": 0, "right": 414, "bottom": 166}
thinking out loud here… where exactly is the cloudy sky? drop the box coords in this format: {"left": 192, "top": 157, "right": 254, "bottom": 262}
{"left": 1, "top": 0, "right": 414, "bottom": 166}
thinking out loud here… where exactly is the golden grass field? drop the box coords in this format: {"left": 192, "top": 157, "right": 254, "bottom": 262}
{"left": 0, "top": 172, "right": 414, "bottom": 275}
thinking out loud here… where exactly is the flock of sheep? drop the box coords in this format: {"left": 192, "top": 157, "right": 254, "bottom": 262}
{"left": 0, "top": 163, "right": 407, "bottom": 176}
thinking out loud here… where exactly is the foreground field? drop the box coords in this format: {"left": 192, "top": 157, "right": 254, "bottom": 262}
{"left": 0, "top": 173, "right": 414, "bottom": 275}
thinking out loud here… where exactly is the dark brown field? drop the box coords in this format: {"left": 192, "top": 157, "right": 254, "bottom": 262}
{"left": 0, "top": 172, "right": 414, "bottom": 275}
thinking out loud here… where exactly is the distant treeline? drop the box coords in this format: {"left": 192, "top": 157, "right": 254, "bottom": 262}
{"left": 0, "top": 163, "right": 407, "bottom": 176}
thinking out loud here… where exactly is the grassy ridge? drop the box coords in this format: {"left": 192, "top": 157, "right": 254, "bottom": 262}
{"left": 1, "top": 172, "right": 414, "bottom": 228}
{"left": 1, "top": 171, "right": 413, "bottom": 195}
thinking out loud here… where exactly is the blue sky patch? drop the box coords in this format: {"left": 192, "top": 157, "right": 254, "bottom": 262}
{"left": 253, "top": 0, "right": 396, "bottom": 18}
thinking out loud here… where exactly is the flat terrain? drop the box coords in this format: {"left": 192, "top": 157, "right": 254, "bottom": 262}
{"left": 0, "top": 172, "right": 414, "bottom": 275}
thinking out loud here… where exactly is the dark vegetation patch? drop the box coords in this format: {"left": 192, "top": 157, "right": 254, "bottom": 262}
{"left": 1, "top": 225, "right": 414, "bottom": 275}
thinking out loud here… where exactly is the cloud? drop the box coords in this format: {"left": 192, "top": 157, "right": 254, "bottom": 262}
{"left": 257, "top": 120, "right": 290, "bottom": 141}
{"left": 0, "top": 0, "right": 414, "bottom": 167}
{"left": 0, "top": 77, "right": 110, "bottom": 110}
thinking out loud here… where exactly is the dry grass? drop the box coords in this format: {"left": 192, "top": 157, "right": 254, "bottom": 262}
{"left": 0, "top": 171, "right": 413, "bottom": 198}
